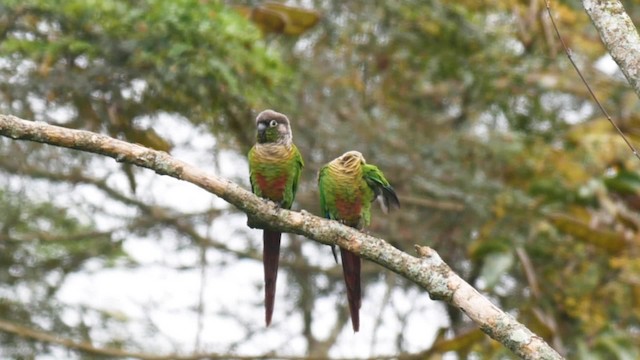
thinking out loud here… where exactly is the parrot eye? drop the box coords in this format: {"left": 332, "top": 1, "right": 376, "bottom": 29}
{"left": 269, "top": 120, "right": 278, "bottom": 127}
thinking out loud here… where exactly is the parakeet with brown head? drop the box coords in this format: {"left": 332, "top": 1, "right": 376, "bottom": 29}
{"left": 248, "top": 109, "right": 304, "bottom": 326}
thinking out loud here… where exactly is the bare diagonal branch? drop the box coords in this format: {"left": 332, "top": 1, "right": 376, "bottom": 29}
{"left": 0, "top": 114, "right": 563, "bottom": 360}
{"left": 582, "top": 0, "right": 640, "bottom": 99}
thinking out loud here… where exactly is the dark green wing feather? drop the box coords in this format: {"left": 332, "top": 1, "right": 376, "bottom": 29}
{"left": 290, "top": 144, "right": 304, "bottom": 201}
{"left": 318, "top": 164, "right": 330, "bottom": 219}
{"left": 363, "top": 164, "right": 400, "bottom": 211}
{"left": 248, "top": 146, "right": 257, "bottom": 195}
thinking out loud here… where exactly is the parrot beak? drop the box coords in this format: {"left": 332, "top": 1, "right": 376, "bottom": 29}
{"left": 257, "top": 122, "right": 267, "bottom": 142}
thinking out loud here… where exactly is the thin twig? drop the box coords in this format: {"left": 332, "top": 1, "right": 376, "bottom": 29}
{"left": 515, "top": 247, "right": 541, "bottom": 299}
{"left": 544, "top": 0, "right": 640, "bottom": 161}
{"left": 194, "top": 231, "right": 208, "bottom": 351}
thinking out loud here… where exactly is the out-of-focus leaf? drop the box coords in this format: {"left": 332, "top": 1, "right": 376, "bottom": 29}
{"left": 236, "top": 2, "right": 320, "bottom": 35}
{"left": 596, "top": 336, "right": 638, "bottom": 360}
{"left": 549, "top": 213, "right": 626, "bottom": 254}
{"left": 604, "top": 170, "right": 640, "bottom": 195}
{"left": 576, "top": 329, "right": 640, "bottom": 360}
{"left": 247, "top": 6, "right": 286, "bottom": 34}
{"left": 568, "top": 119, "right": 631, "bottom": 165}
{"left": 262, "top": 2, "right": 320, "bottom": 35}
{"left": 577, "top": 340, "right": 603, "bottom": 360}
{"left": 468, "top": 236, "right": 511, "bottom": 260}
{"left": 529, "top": 178, "right": 582, "bottom": 204}
{"left": 122, "top": 127, "right": 172, "bottom": 152}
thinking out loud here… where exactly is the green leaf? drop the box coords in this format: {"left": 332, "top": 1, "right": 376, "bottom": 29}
{"left": 604, "top": 170, "right": 640, "bottom": 195}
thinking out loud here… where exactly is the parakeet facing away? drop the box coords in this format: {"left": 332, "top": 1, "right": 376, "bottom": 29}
{"left": 318, "top": 151, "right": 399, "bottom": 332}
{"left": 248, "top": 109, "right": 304, "bottom": 326}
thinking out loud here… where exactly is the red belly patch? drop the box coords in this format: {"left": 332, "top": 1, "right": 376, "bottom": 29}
{"left": 255, "top": 173, "right": 288, "bottom": 201}
{"left": 335, "top": 195, "right": 362, "bottom": 223}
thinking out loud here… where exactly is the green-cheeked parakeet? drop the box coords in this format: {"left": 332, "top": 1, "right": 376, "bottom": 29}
{"left": 318, "top": 151, "right": 399, "bottom": 332}
{"left": 248, "top": 109, "right": 304, "bottom": 326}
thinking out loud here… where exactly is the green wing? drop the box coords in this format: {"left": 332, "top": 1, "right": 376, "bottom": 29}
{"left": 290, "top": 144, "right": 304, "bottom": 201}
{"left": 362, "top": 163, "right": 400, "bottom": 211}
{"left": 248, "top": 146, "right": 258, "bottom": 195}
{"left": 318, "top": 164, "right": 331, "bottom": 219}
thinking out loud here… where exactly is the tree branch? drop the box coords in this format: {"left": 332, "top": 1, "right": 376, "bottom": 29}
{"left": 0, "top": 114, "right": 563, "bottom": 360}
{"left": 582, "top": 0, "right": 640, "bottom": 99}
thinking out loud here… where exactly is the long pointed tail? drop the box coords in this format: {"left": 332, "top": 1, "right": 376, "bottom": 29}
{"left": 263, "top": 230, "right": 282, "bottom": 326}
{"left": 340, "top": 248, "right": 361, "bottom": 332}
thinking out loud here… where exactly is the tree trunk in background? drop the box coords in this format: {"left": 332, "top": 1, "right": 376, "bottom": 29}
{"left": 582, "top": 0, "right": 640, "bottom": 98}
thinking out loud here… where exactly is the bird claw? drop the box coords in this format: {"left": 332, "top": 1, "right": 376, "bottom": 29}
{"left": 275, "top": 200, "right": 286, "bottom": 210}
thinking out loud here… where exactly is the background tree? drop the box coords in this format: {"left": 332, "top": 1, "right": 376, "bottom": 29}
{"left": 1, "top": 0, "right": 640, "bottom": 359}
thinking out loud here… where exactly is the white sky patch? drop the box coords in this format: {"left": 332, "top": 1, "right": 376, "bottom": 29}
{"left": 46, "top": 104, "right": 77, "bottom": 123}
{"left": 121, "top": 79, "right": 147, "bottom": 101}
{"left": 74, "top": 55, "right": 89, "bottom": 69}
{"left": 562, "top": 101, "right": 593, "bottom": 125}
{"left": 58, "top": 258, "right": 270, "bottom": 354}
{"left": 595, "top": 54, "right": 620, "bottom": 76}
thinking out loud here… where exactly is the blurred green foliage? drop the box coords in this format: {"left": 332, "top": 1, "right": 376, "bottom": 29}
{"left": 0, "top": 0, "right": 291, "bottom": 149}
{"left": 1, "top": 0, "right": 640, "bottom": 359}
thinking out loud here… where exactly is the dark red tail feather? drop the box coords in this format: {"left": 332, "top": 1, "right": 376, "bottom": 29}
{"left": 263, "top": 230, "right": 282, "bottom": 326}
{"left": 340, "top": 248, "right": 361, "bottom": 332}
